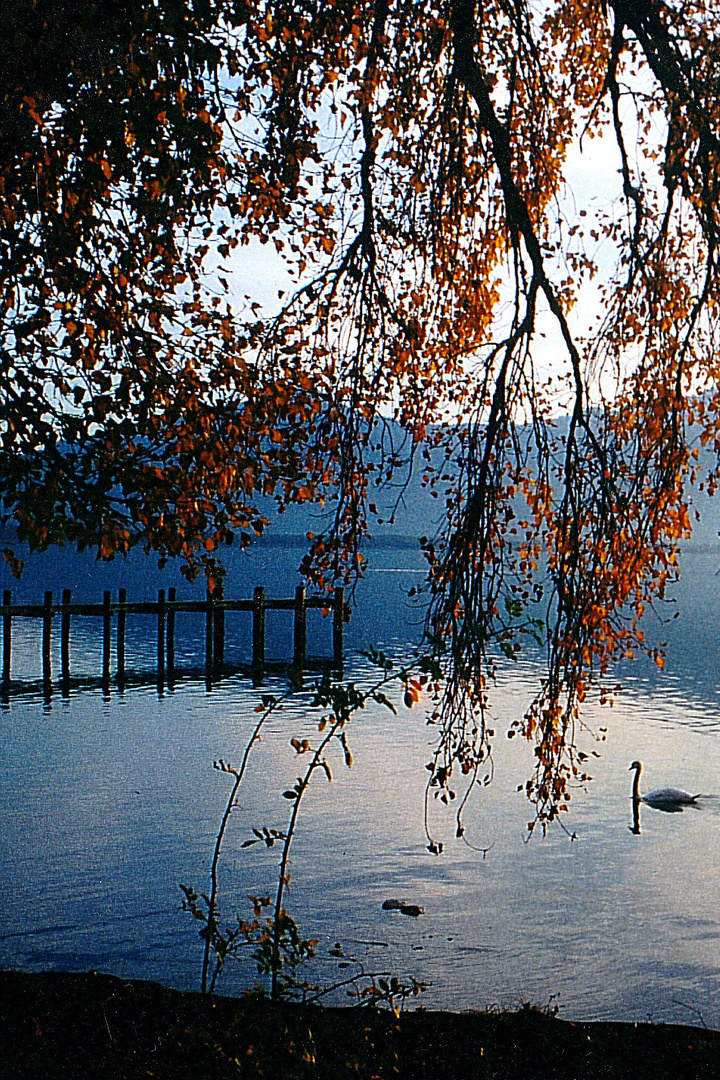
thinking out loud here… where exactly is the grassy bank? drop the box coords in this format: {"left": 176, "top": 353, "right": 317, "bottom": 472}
{"left": 2, "top": 970, "right": 720, "bottom": 1079}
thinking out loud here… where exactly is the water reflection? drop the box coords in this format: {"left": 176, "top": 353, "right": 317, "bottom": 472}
{"left": 626, "top": 793, "right": 695, "bottom": 836}
{"left": 630, "top": 796, "right": 641, "bottom": 835}
{"left": 4, "top": 545, "right": 720, "bottom": 1026}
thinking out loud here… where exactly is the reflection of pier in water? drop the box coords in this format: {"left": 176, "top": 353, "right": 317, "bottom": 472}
{"left": 1, "top": 585, "right": 347, "bottom": 703}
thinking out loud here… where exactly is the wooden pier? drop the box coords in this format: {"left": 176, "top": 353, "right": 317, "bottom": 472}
{"left": 1, "top": 585, "right": 347, "bottom": 700}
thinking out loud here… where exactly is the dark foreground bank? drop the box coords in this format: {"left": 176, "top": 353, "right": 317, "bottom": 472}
{"left": 2, "top": 970, "right": 720, "bottom": 1079}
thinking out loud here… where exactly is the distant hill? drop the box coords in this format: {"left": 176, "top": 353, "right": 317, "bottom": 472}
{"left": 3, "top": 418, "right": 720, "bottom": 554}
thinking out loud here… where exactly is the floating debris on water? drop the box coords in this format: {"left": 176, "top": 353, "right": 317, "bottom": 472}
{"left": 382, "top": 898, "right": 424, "bottom": 917}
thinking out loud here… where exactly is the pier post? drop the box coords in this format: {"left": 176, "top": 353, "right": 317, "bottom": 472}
{"left": 102, "top": 591, "right": 112, "bottom": 689}
{"left": 42, "top": 591, "right": 53, "bottom": 688}
{"left": 333, "top": 587, "right": 345, "bottom": 666}
{"left": 157, "top": 589, "right": 166, "bottom": 690}
{"left": 293, "top": 585, "right": 306, "bottom": 669}
{"left": 61, "top": 589, "right": 71, "bottom": 693}
{"left": 205, "top": 585, "right": 214, "bottom": 686}
{"left": 117, "top": 588, "right": 126, "bottom": 687}
{"left": 252, "top": 586, "right": 266, "bottom": 677}
{"left": 2, "top": 590, "right": 11, "bottom": 691}
{"left": 167, "top": 586, "right": 176, "bottom": 680}
{"left": 213, "top": 582, "right": 225, "bottom": 673}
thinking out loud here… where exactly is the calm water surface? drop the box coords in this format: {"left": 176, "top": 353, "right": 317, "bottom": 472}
{"left": 2, "top": 543, "right": 720, "bottom": 1026}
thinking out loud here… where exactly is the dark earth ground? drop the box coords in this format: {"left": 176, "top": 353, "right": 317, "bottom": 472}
{"left": 2, "top": 970, "right": 720, "bottom": 1079}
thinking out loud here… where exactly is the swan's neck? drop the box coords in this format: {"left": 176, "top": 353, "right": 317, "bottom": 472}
{"left": 632, "top": 765, "right": 641, "bottom": 801}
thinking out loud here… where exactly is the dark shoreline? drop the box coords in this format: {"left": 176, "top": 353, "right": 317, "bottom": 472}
{"left": 2, "top": 970, "right": 720, "bottom": 1079}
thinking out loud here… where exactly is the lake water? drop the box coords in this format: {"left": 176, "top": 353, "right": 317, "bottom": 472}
{"left": 2, "top": 540, "right": 720, "bottom": 1027}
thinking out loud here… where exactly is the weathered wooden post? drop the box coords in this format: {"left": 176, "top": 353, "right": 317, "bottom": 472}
{"left": 42, "top": 591, "right": 53, "bottom": 687}
{"left": 252, "top": 586, "right": 266, "bottom": 676}
{"left": 102, "top": 591, "right": 112, "bottom": 688}
{"left": 157, "top": 589, "right": 166, "bottom": 687}
{"left": 205, "top": 584, "right": 214, "bottom": 684}
{"left": 213, "top": 582, "right": 225, "bottom": 673}
{"left": 61, "top": 589, "right": 71, "bottom": 693}
{"left": 117, "top": 588, "right": 127, "bottom": 686}
{"left": 293, "top": 585, "right": 306, "bottom": 669}
{"left": 2, "top": 589, "right": 11, "bottom": 689}
{"left": 167, "top": 586, "right": 176, "bottom": 678}
{"left": 333, "top": 587, "right": 345, "bottom": 666}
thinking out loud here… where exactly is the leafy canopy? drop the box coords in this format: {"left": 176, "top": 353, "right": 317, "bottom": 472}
{"left": 3, "top": 0, "right": 720, "bottom": 826}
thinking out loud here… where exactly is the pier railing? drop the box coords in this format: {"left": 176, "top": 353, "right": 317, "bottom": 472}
{"left": 1, "top": 585, "right": 347, "bottom": 699}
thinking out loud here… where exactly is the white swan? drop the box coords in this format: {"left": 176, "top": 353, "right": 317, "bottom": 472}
{"left": 629, "top": 760, "right": 700, "bottom": 812}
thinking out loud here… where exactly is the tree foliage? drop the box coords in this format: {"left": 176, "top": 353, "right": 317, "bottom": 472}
{"left": 3, "top": 0, "right": 720, "bottom": 827}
